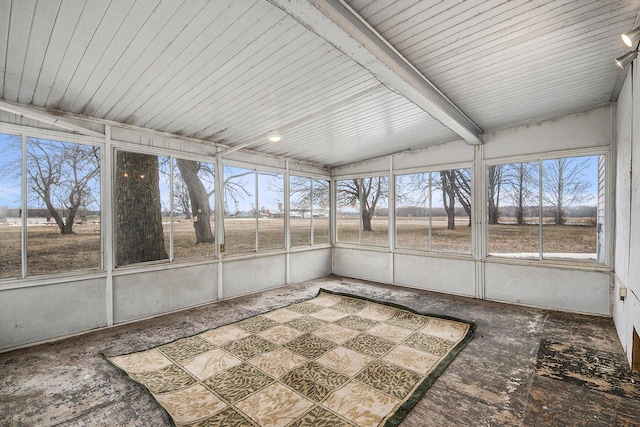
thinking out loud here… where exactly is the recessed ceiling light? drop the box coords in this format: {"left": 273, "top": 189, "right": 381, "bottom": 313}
{"left": 268, "top": 134, "right": 282, "bottom": 143}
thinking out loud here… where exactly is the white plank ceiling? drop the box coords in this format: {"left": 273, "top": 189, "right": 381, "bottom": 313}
{"left": 0, "top": 0, "right": 638, "bottom": 167}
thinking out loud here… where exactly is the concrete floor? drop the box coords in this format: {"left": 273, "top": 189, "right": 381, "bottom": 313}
{"left": 1, "top": 275, "right": 639, "bottom": 426}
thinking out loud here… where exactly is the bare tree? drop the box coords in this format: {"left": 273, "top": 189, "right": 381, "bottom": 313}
{"left": 453, "top": 168, "right": 472, "bottom": 226}
{"left": 7, "top": 138, "right": 101, "bottom": 235}
{"left": 173, "top": 175, "right": 191, "bottom": 220}
{"left": 312, "top": 179, "right": 330, "bottom": 211}
{"left": 337, "top": 177, "right": 387, "bottom": 232}
{"left": 395, "top": 172, "right": 429, "bottom": 209}
{"left": 289, "top": 176, "right": 330, "bottom": 216}
{"left": 290, "top": 176, "right": 311, "bottom": 207}
{"left": 487, "top": 165, "right": 503, "bottom": 224}
{"left": 504, "top": 162, "right": 537, "bottom": 225}
{"left": 543, "top": 157, "right": 593, "bottom": 225}
{"left": 435, "top": 169, "right": 472, "bottom": 230}
{"left": 439, "top": 171, "right": 458, "bottom": 230}
{"left": 175, "top": 159, "right": 214, "bottom": 244}
{"left": 223, "top": 167, "right": 256, "bottom": 216}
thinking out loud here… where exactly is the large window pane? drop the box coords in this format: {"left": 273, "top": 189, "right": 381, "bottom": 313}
{"left": 395, "top": 172, "right": 429, "bottom": 251}
{"left": 360, "top": 176, "right": 388, "bottom": 247}
{"left": 290, "top": 175, "right": 311, "bottom": 247}
{"left": 542, "top": 155, "right": 599, "bottom": 260}
{"left": 487, "top": 162, "right": 540, "bottom": 258}
{"left": 431, "top": 169, "right": 472, "bottom": 253}
{"left": 0, "top": 134, "right": 23, "bottom": 279}
{"left": 258, "top": 171, "right": 284, "bottom": 251}
{"left": 312, "top": 179, "right": 330, "bottom": 244}
{"left": 173, "top": 159, "right": 215, "bottom": 260}
{"left": 336, "top": 179, "right": 360, "bottom": 243}
{"left": 115, "top": 150, "right": 168, "bottom": 266}
{"left": 26, "top": 138, "right": 101, "bottom": 275}
{"left": 487, "top": 155, "right": 603, "bottom": 262}
{"left": 224, "top": 166, "right": 256, "bottom": 253}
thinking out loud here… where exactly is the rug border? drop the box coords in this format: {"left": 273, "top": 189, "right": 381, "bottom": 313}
{"left": 102, "top": 287, "right": 476, "bottom": 427}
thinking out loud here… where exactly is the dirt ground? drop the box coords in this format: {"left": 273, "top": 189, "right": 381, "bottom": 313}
{"left": 0, "top": 216, "right": 597, "bottom": 279}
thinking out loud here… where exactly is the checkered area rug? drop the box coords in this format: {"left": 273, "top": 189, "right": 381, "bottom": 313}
{"left": 105, "top": 289, "right": 475, "bottom": 427}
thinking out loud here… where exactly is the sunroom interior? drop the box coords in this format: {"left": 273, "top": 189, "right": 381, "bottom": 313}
{"left": 1, "top": 0, "right": 640, "bottom": 421}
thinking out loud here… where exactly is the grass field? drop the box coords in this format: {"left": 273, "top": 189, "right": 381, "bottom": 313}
{"left": 0, "top": 216, "right": 597, "bottom": 279}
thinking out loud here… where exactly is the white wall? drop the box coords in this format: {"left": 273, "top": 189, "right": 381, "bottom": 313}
{"left": 289, "top": 248, "right": 332, "bottom": 284}
{"left": 0, "top": 277, "right": 107, "bottom": 349}
{"left": 485, "top": 263, "right": 610, "bottom": 315}
{"left": 113, "top": 263, "right": 218, "bottom": 324}
{"left": 333, "top": 247, "right": 393, "bottom": 283}
{"left": 613, "top": 64, "right": 640, "bottom": 365}
{"left": 394, "top": 254, "right": 475, "bottom": 297}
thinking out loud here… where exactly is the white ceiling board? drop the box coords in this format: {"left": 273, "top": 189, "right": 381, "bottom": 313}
{"left": 256, "top": 89, "right": 459, "bottom": 166}
{"left": 134, "top": 1, "right": 279, "bottom": 130}
{"left": 16, "top": 0, "right": 61, "bottom": 104}
{"left": 1, "top": 0, "right": 638, "bottom": 167}
{"left": 348, "top": 0, "right": 638, "bottom": 131}
{"left": 100, "top": 0, "right": 236, "bottom": 122}
{"left": 3, "top": 0, "right": 37, "bottom": 101}
{"left": 274, "top": 0, "right": 483, "bottom": 144}
{"left": 80, "top": 0, "right": 192, "bottom": 118}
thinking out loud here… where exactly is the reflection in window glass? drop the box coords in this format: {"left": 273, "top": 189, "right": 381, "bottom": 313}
{"left": 312, "top": 179, "right": 330, "bottom": 244}
{"left": 336, "top": 179, "right": 360, "bottom": 243}
{"left": 224, "top": 166, "right": 256, "bottom": 253}
{"left": 0, "top": 133, "right": 23, "bottom": 279}
{"left": 431, "top": 169, "right": 472, "bottom": 253}
{"left": 26, "top": 138, "right": 101, "bottom": 275}
{"left": 290, "top": 176, "right": 330, "bottom": 247}
{"left": 258, "top": 171, "right": 284, "bottom": 251}
{"left": 290, "top": 175, "right": 311, "bottom": 247}
{"left": 173, "top": 159, "right": 215, "bottom": 260}
{"left": 487, "top": 162, "right": 540, "bottom": 258}
{"left": 115, "top": 150, "right": 168, "bottom": 266}
{"left": 395, "top": 172, "right": 429, "bottom": 251}
{"left": 360, "top": 176, "right": 388, "bottom": 247}
{"left": 487, "top": 155, "right": 602, "bottom": 262}
{"left": 542, "top": 156, "right": 599, "bottom": 260}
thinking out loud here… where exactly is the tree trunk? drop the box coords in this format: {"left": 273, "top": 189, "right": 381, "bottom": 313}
{"left": 516, "top": 183, "right": 524, "bottom": 225}
{"left": 362, "top": 208, "right": 373, "bottom": 232}
{"left": 555, "top": 204, "right": 564, "bottom": 225}
{"left": 516, "top": 207, "right": 524, "bottom": 225}
{"left": 116, "top": 152, "right": 168, "bottom": 265}
{"left": 63, "top": 211, "right": 75, "bottom": 234}
{"left": 440, "top": 171, "right": 456, "bottom": 230}
{"left": 487, "top": 166, "right": 500, "bottom": 224}
{"left": 176, "top": 159, "right": 214, "bottom": 244}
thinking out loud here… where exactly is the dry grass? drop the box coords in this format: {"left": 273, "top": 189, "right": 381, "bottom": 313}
{"left": 0, "top": 216, "right": 597, "bottom": 279}
{"left": 0, "top": 223, "right": 101, "bottom": 279}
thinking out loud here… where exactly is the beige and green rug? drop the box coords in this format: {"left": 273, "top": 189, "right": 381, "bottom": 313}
{"left": 105, "top": 289, "right": 475, "bottom": 427}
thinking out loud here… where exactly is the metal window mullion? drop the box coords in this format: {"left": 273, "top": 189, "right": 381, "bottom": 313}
{"left": 310, "top": 178, "right": 314, "bottom": 246}
{"left": 285, "top": 164, "right": 291, "bottom": 250}
{"left": 255, "top": 170, "right": 259, "bottom": 252}
{"left": 539, "top": 159, "right": 543, "bottom": 261}
{"left": 169, "top": 157, "right": 174, "bottom": 262}
{"left": 103, "top": 126, "right": 113, "bottom": 326}
{"left": 388, "top": 158, "right": 395, "bottom": 251}
{"left": 358, "top": 178, "right": 363, "bottom": 244}
{"left": 428, "top": 172, "right": 433, "bottom": 252}
{"left": 21, "top": 134, "right": 27, "bottom": 279}
{"left": 215, "top": 158, "right": 224, "bottom": 257}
